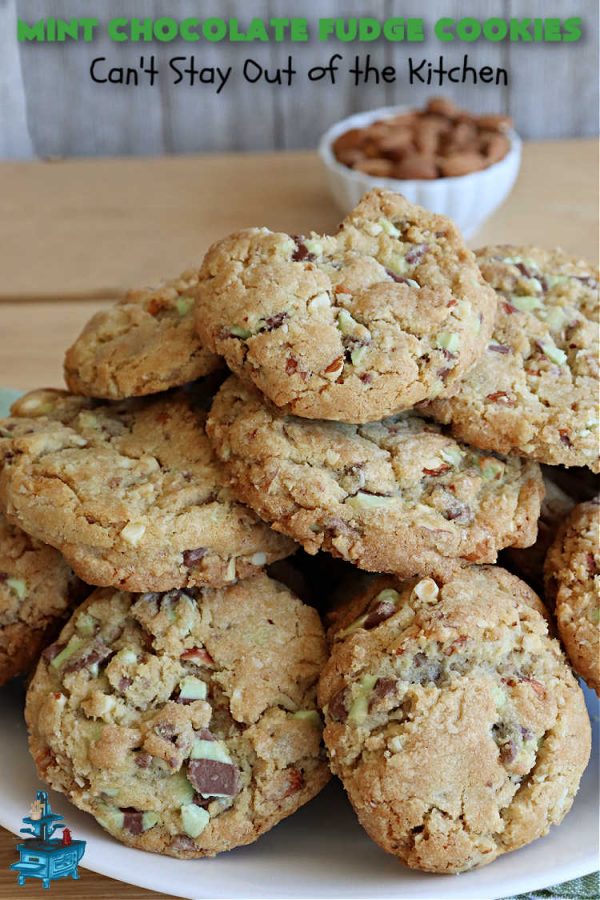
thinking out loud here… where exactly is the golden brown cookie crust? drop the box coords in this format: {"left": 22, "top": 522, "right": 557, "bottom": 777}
{"left": 0, "top": 512, "right": 85, "bottom": 685}
{"left": 545, "top": 498, "right": 600, "bottom": 694}
{"left": 194, "top": 190, "right": 496, "bottom": 422}
{"left": 65, "top": 271, "right": 221, "bottom": 399}
{"left": 26, "top": 576, "right": 329, "bottom": 857}
{"left": 502, "top": 469, "right": 579, "bottom": 594}
{"left": 0, "top": 389, "right": 295, "bottom": 592}
{"left": 427, "top": 245, "right": 599, "bottom": 471}
{"left": 207, "top": 376, "right": 544, "bottom": 581}
{"left": 318, "top": 566, "right": 591, "bottom": 873}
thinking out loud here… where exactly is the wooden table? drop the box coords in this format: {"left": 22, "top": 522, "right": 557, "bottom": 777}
{"left": 0, "top": 140, "right": 597, "bottom": 898}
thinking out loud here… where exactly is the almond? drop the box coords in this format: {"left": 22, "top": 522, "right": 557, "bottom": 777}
{"left": 394, "top": 154, "right": 438, "bottom": 180}
{"left": 439, "top": 152, "right": 485, "bottom": 178}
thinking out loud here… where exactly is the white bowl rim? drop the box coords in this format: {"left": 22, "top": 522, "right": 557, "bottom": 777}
{"left": 318, "top": 104, "right": 522, "bottom": 189}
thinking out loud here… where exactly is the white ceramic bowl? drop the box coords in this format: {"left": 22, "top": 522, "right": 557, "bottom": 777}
{"left": 318, "top": 105, "right": 521, "bottom": 239}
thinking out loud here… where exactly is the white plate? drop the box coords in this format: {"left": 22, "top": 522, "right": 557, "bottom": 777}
{"left": 0, "top": 678, "right": 597, "bottom": 900}
{"left": 0, "top": 389, "right": 598, "bottom": 898}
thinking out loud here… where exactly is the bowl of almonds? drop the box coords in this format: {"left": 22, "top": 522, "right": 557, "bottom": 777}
{"left": 319, "top": 97, "right": 521, "bottom": 238}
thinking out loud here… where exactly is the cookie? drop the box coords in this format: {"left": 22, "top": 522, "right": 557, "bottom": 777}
{"left": 207, "top": 376, "right": 543, "bottom": 577}
{"left": 0, "top": 388, "right": 295, "bottom": 591}
{"left": 194, "top": 189, "right": 496, "bottom": 422}
{"left": 0, "top": 512, "right": 86, "bottom": 685}
{"left": 427, "top": 246, "right": 599, "bottom": 471}
{"left": 206, "top": 376, "right": 544, "bottom": 581}
{"left": 65, "top": 270, "right": 221, "bottom": 399}
{"left": 502, "top": 468, "right": 578, "bottom": 594}
{"left": 544, "top": 498, "right": 600, "bottom": 695}
{"left": 319, "top": 566, "right": 591, "bottom": 873}
{"left": 26, "top": 575, "right": 329, "bottom": 857}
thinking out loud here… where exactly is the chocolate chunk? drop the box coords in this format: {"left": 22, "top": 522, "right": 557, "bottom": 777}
{"left": 183, "top": 548, "right": 207, "bottom": 567}
{"left": 500, "top": 739, "right": 517, "bottom": 763}
{"left": 64, "top": 639, "right": 112, "bottom": 674}
{"left": 192, "top": 793, "right": 211, "bottom": 808}
{"left": 364, "top": 600, "right": 397, "bottom": 629}
{"left": 156, "top": 723, "right": 177, "bottom": 740}
{"left": 42, "top": 641, "right": 65, "bottom": 663}
{"left": 514, "top": 261, "right": 536, "bottom": 279}
{"left": 197, "top": 728, "right": 216, "bottom": 741}
{"left": 262, "top": 312, "right": 289, "bottom": 331}
{"left": 412, "top": 653, "right": 442, "bottom": 683}
{"left": 373, "top": 677, "right": 397, "bottom": 699}
{"left": 385, "top": 268, "right": 412, "bottom": 284}
{"left": 161, "top": 590, "right": 185, "bottom": 606}
{"left": 118, "top": 676, "right": 133, "bottom": 692}
{"left": 135, "top": 752, "right": 152, "bottom": 769}
{"left": 405, "top": 244, "right": 428, "bottom": 265}
{"left": 328, "top": 687, "right": 349, "bottom": 723}
{"left": 187, "top": 759, "right": 241, "bottom": 797}
{"left": 559, "top": 430, "right": 573, "bottom": 447}
{"left": 0, "top": 572, "right": 7, "bottom": 583}
{"left": 444, "top": 503, "right": 473, "bottom": 525}
{"left": 488, "top": 343, "right": 510, "bottom": 353}
{"left": 290, "top": 236, "right": 314, "bottom": 263}
{"left": 587, "top": 552, "right": 599, "bottom": 576}
{"left": 170, "top": 835, "right": 197, "bottom": 852}
{"left": 140, "top": 627, "right": 154, "bottom": 652}
{"left": 325, "top": 516, "right": 348, "bottom": 537}
{"left": 574, "top": 275, "right": 598, "bottom": 289}
{"left": 121, "top": 807, "right": 144, "bottom": 835}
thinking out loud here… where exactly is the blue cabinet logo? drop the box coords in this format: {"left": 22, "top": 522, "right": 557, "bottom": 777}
{"left": 10, "top": 790, "right": 86, "bottom": 889}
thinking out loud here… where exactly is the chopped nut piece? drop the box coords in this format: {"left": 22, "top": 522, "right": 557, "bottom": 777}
{"left": 413, "top": 578, "right": 439, "bottom": 602}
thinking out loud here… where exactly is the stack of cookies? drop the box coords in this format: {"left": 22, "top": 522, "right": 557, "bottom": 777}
{"left": 0, "top": 189, "right": 597, "bottom": 875}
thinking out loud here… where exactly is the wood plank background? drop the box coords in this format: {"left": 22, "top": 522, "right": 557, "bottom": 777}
{"left": 2, "top": 0, "right": 598, "bottom": 160}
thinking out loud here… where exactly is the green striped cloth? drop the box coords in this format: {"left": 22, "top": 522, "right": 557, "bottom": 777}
{"left": 0, "top": 390, "right": 597, "bottom": 899}
{"left": 507, "top": 871, "right": 599, "bottom": 899}
{"left": 1, "top": 388, "right": 22, "bottom": 414}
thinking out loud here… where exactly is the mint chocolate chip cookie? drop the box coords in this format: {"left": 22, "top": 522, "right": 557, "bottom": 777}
{"left": 65, "top": 270, "right": 221, "bottom": 399}
{"left": 26, "top": 575, "right": 329, "bottom": 857}
{"left": 194, "top": 189, "right": 496, "bottom": 423}
{"left": 545, "top": 498, "right": 600, "bottom": 695}
{"left": 502, "top": 468, "right": 579, "bottom": 594}
{"left": 427, "top": 246, "right": 599, "bottom": 472}
{"left": 206, "top": 376, "right": 544, "bottom": 582}
{"left": 0, "top": 512, "right": 86, "bottom": 685}
{"left": 0, "top": 388, "right": 294, "bottom": 592}
{"left": 319, "top": 566, "right": 591, "bottom": 874}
